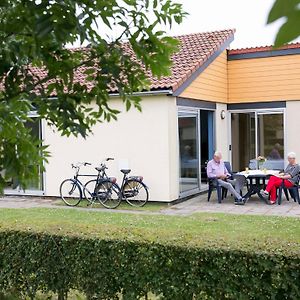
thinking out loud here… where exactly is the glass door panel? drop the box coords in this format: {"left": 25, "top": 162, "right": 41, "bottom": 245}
{"left": 231, "top": 111, "right": 284, "bottom": 172}
{"left": 231, "top": 112, "right": 256, "bottom": 172}
{"left": 5, "top": 118, "right": 44, "bottom": 192}
{"left": 178, "top": 113, "right": 200, "bottom": 193}
{"left": 257, "top": 113, "right": 284, "bottom": 170}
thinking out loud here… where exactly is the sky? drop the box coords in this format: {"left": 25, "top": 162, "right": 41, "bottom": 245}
{"left": 161, "top": 0, "right": 295, "bottom": 49}
{"left": 72, "top": 0, "right": 300, "bottom": 49}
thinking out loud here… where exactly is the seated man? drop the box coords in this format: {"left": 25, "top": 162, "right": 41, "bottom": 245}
{"left": 261, "top": 152, "right": 300, "bottom": 204}
{"left": 207, "top": 151, "right": 246, "bottom": 205}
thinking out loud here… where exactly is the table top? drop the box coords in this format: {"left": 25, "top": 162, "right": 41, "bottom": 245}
{"left": 236, "top": 169, "right": 280, "bottom": 178}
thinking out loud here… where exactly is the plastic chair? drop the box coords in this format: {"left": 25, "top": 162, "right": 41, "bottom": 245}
{"left": 224, "top": 161, "right": 234, "bottom": 178}
{"left": 207, "top": 178, "right": 226, "bottom": 203}
{"left": 222, "top": 161, "right": 246, "bottom": 198}
{"left": 277, "top": 180, "right": 300, "bottom": 205}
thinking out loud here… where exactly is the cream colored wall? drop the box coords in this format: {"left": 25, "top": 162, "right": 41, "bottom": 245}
{"left": 179, "top": 51, "right": 228, "bottom": 103}
{"left": 228, "top": 54, "right": 300, "bottom": 103}
{"left": 215, "top": 103, "right": 229, "bottom": 161}
{"left": 285, "top": 101, "right": 300, "bottom": 158}
{"left": 43, "top": 95, "right": 179, "bottom": 202}
{"left": 167, "top": 98, "right": 180, "bottom": 200}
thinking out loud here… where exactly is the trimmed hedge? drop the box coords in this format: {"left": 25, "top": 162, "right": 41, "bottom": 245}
{"left": 0, "top": 230, "right": 299, "bottom": 299}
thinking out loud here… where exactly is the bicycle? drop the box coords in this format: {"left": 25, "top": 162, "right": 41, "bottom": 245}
{"left": 118, "top": 168, "right": 149, "bottom": 207}
{"left": 59, "top": 159, "right": 122, "bottom": 209}
{"left": 84, "top": 157, "right": 149, "bottom": 207}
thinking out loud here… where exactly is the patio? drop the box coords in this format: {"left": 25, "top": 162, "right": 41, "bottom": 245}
{"left": 162, "top": 193, "right": 300, "bottom": 217}
{"left": 0, "top": 194, "right": 300, "bottom": 217}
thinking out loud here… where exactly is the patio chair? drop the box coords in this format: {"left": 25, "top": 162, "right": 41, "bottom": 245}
{"left": 207, "top": 178, "right": 226, "bottom": 203}
{"left": 277, "top": 179, "right": 300, "bottom": 205}
{"left": 224, "top": 161, "right": 233, "bottom": 177}
{"left": 222, "top": 161, "right": 247, "bottom": 198}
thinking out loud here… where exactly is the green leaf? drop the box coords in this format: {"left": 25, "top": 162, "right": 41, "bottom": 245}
{"left": 274, "top": 12, "right": 300, "bottom": 46}
{"left": 267, "top": 0, "right": 300, "bottom": 23}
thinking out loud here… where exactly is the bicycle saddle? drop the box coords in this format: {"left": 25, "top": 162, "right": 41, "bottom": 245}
{"left": 120, "top": 169, "right": 131, "bottom": 174}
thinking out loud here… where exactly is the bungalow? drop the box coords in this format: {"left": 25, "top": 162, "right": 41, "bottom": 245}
{"left": 6, "top": 29, "right": 300, "bottom": 202}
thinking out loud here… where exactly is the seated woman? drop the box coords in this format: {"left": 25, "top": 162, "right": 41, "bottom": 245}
{"left": 261, "top": 152, "right": 300, "bottom": 204}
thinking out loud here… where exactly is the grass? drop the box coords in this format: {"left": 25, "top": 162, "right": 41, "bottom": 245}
{"left": 53, "top": 198, "right": 168, "bottom": 211}
{"left": 0, "top": 207, "right": 299, "bottom": 254}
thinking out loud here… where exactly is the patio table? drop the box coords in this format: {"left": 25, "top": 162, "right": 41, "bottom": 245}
{"left": 235, "top": 170, "right": 280, "bottom": 203}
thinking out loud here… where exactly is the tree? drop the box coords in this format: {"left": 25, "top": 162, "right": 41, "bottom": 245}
{"left": 0, "top": 0, "right": 186, "bottom": 192}
{"left": 268, "top": 0, "right": 300, "bottom": 46}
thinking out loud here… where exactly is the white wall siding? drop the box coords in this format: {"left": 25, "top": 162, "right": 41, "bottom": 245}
{"left": 44, "top": 95, "right": 179, "bottom": 202}
{"left": 285, "top": 101, "right": 300, "bottom": 159}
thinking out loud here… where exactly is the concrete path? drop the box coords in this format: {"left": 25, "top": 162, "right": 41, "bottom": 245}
{"left": 0, "top": 196, "right": 54, "bottom": 209}
{"left": 0, "top": 194, "right": 300, "bottom": 217}
{"left": 162, "top": 194, "right": 300, "bottom": 217}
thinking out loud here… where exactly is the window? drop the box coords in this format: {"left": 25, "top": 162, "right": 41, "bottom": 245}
{"left": 231, "top": 110, "right": 284, "bottom": 172}
{"left": 5, "top": 117, "right": 44, "bottom": 193}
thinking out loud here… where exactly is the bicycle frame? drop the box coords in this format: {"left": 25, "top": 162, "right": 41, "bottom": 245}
{"left": 60, "top": 158, "right": 123, "bottom": 208}
{"left": 71, "top": 164, "right": 110, "bottom": 200}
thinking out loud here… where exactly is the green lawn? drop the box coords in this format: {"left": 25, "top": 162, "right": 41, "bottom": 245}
{"left": 0, "top": 208, "right": 299, "bottom": 254}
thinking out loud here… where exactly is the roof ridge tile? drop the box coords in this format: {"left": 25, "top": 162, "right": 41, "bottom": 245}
{"left": 229, "top": 42, "right": 300, "bottom": 55}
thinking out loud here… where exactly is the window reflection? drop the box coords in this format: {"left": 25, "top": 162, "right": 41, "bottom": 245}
{"left": 179, "top": 115, "right": 199, "bottom": 193}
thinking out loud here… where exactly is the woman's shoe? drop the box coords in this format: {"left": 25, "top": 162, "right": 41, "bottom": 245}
{"left": 268, "top": 200, "right": 276, "bottom": 205}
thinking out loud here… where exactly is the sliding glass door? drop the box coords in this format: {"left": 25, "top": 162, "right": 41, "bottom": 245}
{"left": 257, "top": 113, "right": 284, "bottom": 163}
{"left": 178, "top": 112, "right": 199, "bottom": 193}
{"left": 230, "top": 112, "right": 255, "bottom": 172}
{"left": 230, "top": 110, "right": 284, "bottom": 172}
{"left": 178, "top": 109, "right": 215, "bottom": 195}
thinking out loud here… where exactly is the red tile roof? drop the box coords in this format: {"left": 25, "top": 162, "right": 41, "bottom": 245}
{"left": 122, "top": 29, "right": 235, "bottom": 92}
{"left": 45, "top": 29, "right": 235, "bottom": 94}
{"left": 70, "top": 29, "right": 235, "bottom": 93}
{"left": 229, "top": 42, "right": 300, "bottom": 55}
{"left": 1, "top": 29, "right": 235, "bottom": 95}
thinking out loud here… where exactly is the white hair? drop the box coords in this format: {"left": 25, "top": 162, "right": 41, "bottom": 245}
{"left": 214, "top": 151, "right": 222, "bottom": 158}
{"left": 287, "top": 152, "right": 296, "bottom": 158}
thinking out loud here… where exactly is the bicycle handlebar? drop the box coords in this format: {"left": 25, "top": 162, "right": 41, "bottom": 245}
{"left": 71, "top": 162, "right": 91, "bottom": 169}
{"left": 94, "top": 158, "right": 114, "bottom": 172}
{"left": 71, "top": 159, "right": 113, "bottom": 171}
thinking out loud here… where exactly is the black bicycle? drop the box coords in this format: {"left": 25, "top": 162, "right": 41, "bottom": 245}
{"left": 118, "top": 168, "right": 149, "bottom": 207}
{"left": 59, "top": 159, "right": 122, "bottom": 209}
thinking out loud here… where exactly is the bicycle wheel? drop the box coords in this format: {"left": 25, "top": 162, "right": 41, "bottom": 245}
{"left": 96, "top": 180, "right": 122, "bottom": 209}
{"left": 84, "top": 179, "right": 98, "bottom": 204}
{"left": 60, "top": 179, "right": 82, "bottom": 206}
{"left": 123, "top": 179, "right": 149, "bottom": 207}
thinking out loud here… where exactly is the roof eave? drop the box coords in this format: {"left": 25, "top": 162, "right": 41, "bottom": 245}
{"left": 228, "top": 47, "right": 300, "bottom": 60}
{"left": 109, "top": 88, "right": 173, "bottom": 97}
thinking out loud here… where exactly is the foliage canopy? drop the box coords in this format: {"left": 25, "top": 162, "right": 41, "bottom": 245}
{"left": 0, "top": 0, "right": 186, "bottom": 191}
